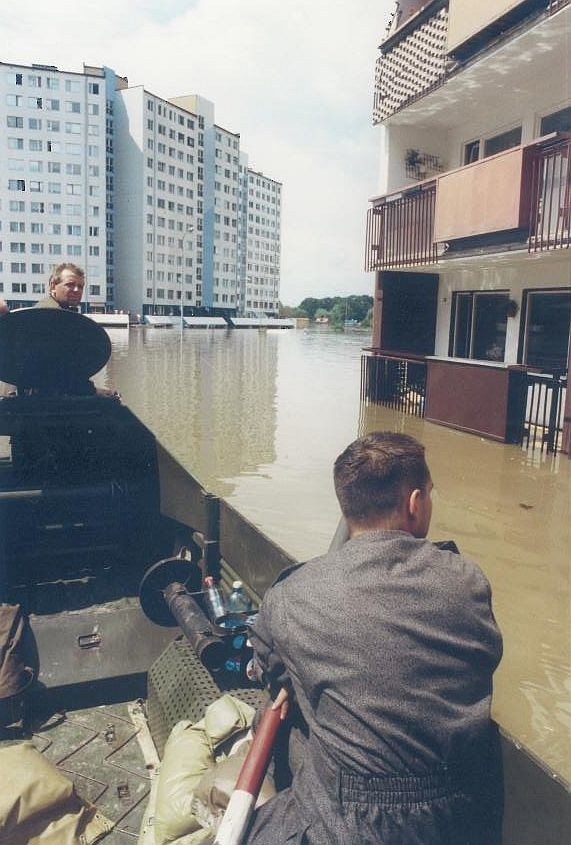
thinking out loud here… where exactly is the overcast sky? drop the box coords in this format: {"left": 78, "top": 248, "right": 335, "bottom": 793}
{"left": 4, "top": 0, "right": 394, "bottom": 305}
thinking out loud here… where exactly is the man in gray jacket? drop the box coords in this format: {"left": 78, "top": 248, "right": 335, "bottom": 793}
{"left": 248, "top": 431, "right": 503, "bottom": 844}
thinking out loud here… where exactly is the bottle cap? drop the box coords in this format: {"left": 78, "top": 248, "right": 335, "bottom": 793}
{"left": 232, "top": 580, "right": 243, "bottom": 590}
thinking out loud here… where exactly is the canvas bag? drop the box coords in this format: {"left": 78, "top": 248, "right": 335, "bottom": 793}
{"left": 0, "top": 603, "right": 38, "bottom": 732}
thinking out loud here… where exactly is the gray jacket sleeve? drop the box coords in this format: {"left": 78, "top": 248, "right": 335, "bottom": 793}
{"left": 250, "top": 584, "right": 291, "bottom": 697}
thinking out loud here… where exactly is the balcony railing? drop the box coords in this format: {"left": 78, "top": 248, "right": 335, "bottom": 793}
{"left": 361, "top": 351, "right": 566, "bottom": 455}
{"left": 365, "top": 136, "right": 571, "bottom": 270}
{"left": 522, "top": 371, "right": 567, "bottom": 454}
{"left": 360, "top": 351, "right": 427, "bottom": 416}
{"left": 528, "top": 137, "right": 571, "bottom": 252}
{"left": 365, "top": 183, "right": 438, "bottom": 271}
{"left": 548, "top": 0, "right": 570, "bottom": 14}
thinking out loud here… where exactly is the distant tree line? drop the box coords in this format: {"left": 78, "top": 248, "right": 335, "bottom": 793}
{"left": 279, "top": 295, "right": 373, "bottom": 328}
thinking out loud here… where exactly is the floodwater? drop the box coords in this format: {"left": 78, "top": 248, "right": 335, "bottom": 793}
{"left": 97, "top": 326, "right": 570, "bottom": 785}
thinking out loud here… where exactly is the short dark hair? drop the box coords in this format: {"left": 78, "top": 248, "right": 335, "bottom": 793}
{"left": 48, "top": 263, "right": 85, "bottom": 289}
{"left": 333, "top": 431, "right": 430, "bottom": 523}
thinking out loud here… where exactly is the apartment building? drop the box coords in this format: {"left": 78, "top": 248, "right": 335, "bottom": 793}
{"left": 0, "top": 62, "right": 282, "bottom": 318}
{"left": 243, "top": 168, "right": 282, "bottom": 317}
{"left": 364, "top": 0, "right": 570, "bottom": 454}
{"left": 0, "top": 62, "right": 108, "bottom": 310}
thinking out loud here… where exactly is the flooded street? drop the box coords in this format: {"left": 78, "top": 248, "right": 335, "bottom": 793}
{"left": 99, "top": 326, "right": 570, "bottom": 785}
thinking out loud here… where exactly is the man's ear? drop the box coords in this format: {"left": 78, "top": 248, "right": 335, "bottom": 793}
{"left": 408, "top": 488, "right": 422, "bottom": 521}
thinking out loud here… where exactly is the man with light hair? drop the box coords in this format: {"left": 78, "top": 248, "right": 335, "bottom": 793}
{"left": 249, "top": 431, "right": 503, "bottom": 844}
{"left": 36, "top": 263, "right": 86, "bottom": 311}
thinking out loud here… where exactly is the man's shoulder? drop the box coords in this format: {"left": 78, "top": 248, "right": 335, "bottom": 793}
{"left": 34, "top": 296, "right": 60, "bottom": 309}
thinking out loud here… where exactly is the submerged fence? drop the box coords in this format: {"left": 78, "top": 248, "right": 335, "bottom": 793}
{"left": 521, "top": 371, "right": 567, "bottom": 454}
{"left": 361, "top": 353, "right": 567, "bottom": 455}
{"left": 360, "top": 353, "right": 427, "bottom": 417}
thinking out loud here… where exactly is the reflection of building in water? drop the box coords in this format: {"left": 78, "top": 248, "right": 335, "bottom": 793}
{"left": 108, "top": 330, "right": 278, "bottom": 497}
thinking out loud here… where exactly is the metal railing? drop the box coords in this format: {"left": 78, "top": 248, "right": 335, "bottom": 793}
{"left": 360, "top": 352, "right": 427, "bottom": 417}
{"left": 521, "top": 371, "right": 567, "bottom": 454}
{"left": 548, "top": 0, "right": 570, "bottom": 14}
{"left": 365, "top": 183, "right": 438, "bottom": 271}
{"left": 361, "top": 352, "right": 567, "bottom": 456}
{"left": 528, "top": 137, "right": 571, "bottom": 252}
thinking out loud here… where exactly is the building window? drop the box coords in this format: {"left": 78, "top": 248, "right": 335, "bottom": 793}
{"left": 540, "top": 106, "right": 571, "bottom": 136}
{"left": 450, "top": 291, "right": 509, "bottom": 361}
{"left": 463, "top": 139, "right": 480, "bottom": 165}
{"left": 521, "top": 290, "right": 571, "bottom": 372}
{"left": 463, "top": 126, "right": 522, "bottom": 165}
{"left": 483, "top": 126, "right": 521, "bottom": 158}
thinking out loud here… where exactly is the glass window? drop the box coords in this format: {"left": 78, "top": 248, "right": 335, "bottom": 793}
{"left": 540, "top": 106, "right": 571, "bottom": 135}
{"left": 450, "top": 292, "right": 509, "bottom": 361}
{"left": 464, "top": 139, "right": 480, "bottom": 165}
{"left": 483, "top": 127, "right": 522, "bottom": 158}
{"left": 523, "top": 290, "right": 571, "bottom": 371}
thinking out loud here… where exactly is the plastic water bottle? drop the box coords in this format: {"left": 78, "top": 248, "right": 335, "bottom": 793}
{"left": 226, "top": 581, "right": 252, "bottom": 614}
{"left": 203, "top": 576, "right": 226, "bottom": 623}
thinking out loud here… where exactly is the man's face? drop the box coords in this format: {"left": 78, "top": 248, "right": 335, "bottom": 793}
{"left": 50, "top": 269, "right": 85, "bottom": 308}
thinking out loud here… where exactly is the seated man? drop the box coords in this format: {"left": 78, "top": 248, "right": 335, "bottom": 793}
{"left": 0, "top": 263, "right": 118, "bottom": 399}
{"left": 248, "top": 431, "right": 503, "bottom": 845}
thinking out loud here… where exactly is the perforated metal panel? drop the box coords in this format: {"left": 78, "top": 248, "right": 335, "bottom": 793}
{"left": 147, "top": 636, "right": 266, "bottom": 757}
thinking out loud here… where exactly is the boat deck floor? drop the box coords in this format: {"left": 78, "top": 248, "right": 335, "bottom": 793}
{"left": 28, "top": 699, "right": 158, "bottom": 843}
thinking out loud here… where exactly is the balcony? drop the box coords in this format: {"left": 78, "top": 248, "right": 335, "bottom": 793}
{"left": 365, "top": 135, "right": 571, "bottom": 270}
{"left": 361, "top": 351, "right": 567, "bottom": 454}
{"left": 365, "top": 181, "right": 438, "bottom": 271}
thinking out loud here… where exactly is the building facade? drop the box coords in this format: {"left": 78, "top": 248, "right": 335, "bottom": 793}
{"left": 0, "top": 62, "right": 282, "bottom": 318}
{"left": 365, "top": 0, "right": 571, "bottom": 453}
{"left": 0, "top": 62, "right": 108, "bottom": 310}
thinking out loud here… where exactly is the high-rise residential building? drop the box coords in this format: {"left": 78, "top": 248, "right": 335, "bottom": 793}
{"left": 0, "top": 62, "right": 108, "bottom": 309}
{"left": 0, "top": 62, "right": 282, "bottom": 317}
{"left": 364, "top": 0, "right": 570, "bottom": 453}
{"left": 242, "top": 167, "right": 282, "bottom": 317}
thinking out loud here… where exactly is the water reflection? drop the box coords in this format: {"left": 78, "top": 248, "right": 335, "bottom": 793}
{"left": 103, "top": 326, "right": 570, "bottom": 785}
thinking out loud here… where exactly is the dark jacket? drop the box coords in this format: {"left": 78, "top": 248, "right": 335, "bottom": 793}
{"left": 248, "top": 530, "right": 503, "bottom": 844}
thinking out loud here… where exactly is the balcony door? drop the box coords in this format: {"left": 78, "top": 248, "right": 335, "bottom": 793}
{"left": 521, "top": 289, "right": 571, "bottom": 373}
{"left": 450, "top": 291, "right": 509, "bottom": 361}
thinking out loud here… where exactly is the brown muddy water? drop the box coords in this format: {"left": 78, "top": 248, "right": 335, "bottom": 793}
{"left": 33, "top": 326, "right": 571, "bottom": 784}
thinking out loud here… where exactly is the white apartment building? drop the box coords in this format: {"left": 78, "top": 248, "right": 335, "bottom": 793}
{"left": 243, "top": 168, "right": 282, "bottom": 317}
{"left": 113, "top": 86, "right": 200, "bottom": 316}
{"left": 364, "top": 0, "right": 570, "bottom": 451}
{"left": 0, "top": 62, "right": 282, "bottom": 317}
{"left": 0, "top": 62, "right": 108, "bottom": 309}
